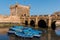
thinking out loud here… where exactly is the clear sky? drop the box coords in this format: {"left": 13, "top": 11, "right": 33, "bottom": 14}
{"left": 0, "top": 0, "right": 60, "bottom": 15}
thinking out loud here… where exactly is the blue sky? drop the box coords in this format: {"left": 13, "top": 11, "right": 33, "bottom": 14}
{"left": 0, "top": 0, "right": 60, "bottom": 15}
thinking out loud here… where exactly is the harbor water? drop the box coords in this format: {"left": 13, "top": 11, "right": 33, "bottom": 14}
{"left": 0, "top": 26, "right": 60, "bottom": 40}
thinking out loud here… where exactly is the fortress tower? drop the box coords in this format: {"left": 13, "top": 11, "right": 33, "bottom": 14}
{"left": 10, "top": 3, "right": 30, "bottom": 17}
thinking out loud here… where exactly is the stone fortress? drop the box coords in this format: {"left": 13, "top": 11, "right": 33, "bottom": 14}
{"left": 0, "top": 3, "right": 60, "bottom": 28}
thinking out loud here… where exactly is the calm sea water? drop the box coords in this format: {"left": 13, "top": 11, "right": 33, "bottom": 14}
{"left": 0, "top": 25, "right": 48, "bottom": 40}
{"left": 0, "top": 31, "right": 60, "bottom": 40}
{"left": 1, "top": 26, "right": 60, "bottom": 40}
{"left": 0, "top": 34, "right": 9, "bottom": 40}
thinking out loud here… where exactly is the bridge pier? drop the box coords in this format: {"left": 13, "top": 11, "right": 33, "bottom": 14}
{"left": 28, "top": 18, "right": 30, "bottom": 25}
{"left": 48, "top": 15, "right": 52, "bottom": 40}
{"left": 48, "top": 15, "right": 52, "bottom": 28}
{"left": 35, "top": 17, "right": 38, "bottom": 28}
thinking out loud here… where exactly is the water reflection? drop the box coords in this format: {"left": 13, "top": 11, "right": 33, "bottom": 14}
{"left": 0, "top": 26, "right": 48, "bottom": 40}
{"left": 7, "top": 30, "right": 60, "bottom": 40}
{"left": 8, "top": 30, "right": 47, "bottom": 40}
{"left": 0, "top": 34, "right": 9, "bottom": 40}
{"left": 8, "top": 34, "right": 40, "bottom": 40}
{"left": 1, "top": 30, "right": 60, "bottom": 40}
{"left": 50, "top": 27, "right": 60, "bottom": 40}
{"left": 8, "top": 34, "right": 16, "bottom": 40}
{"left": 0, "top": 26, "right": 60, "bottom": 40}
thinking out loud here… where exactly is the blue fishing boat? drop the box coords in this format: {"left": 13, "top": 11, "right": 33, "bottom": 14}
{"left": 7, "top": 28, "right": 16, "bottom": 34}
{"left": 8, "top": 26, "right": 24, "bottom": 34}
{"left": 15, "top": 32, "right": 33, "bottom": 38}
{"left": 24, "top": 28, "right": 42, "bottom": 37}
{"left": 15, "top": 27, "right": 42, "bottom": 38}
{"left": 8, "top": 25, "right": 42, "bottom": 38}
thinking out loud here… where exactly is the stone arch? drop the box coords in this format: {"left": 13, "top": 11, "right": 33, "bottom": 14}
{"left": 25, "top": 20, "right": 28, "bottom": 25}
{"left": 30, "top": 20, "right": 35, "bottom": 27}
{"left": 51, "top": 21, "right": 56, "bottom": 30}
{"left": 38, "top": 19, "right": 47, "bottom": 28}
